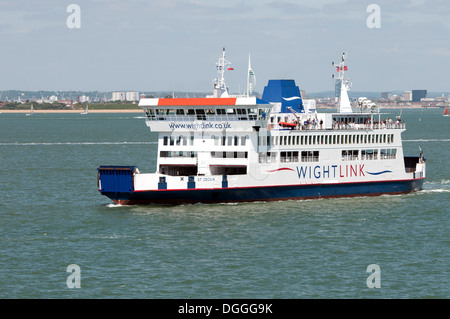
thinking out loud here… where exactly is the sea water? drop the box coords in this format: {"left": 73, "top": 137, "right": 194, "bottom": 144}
{"left": 0, "top": 109, "right": 448, "bottom": 298}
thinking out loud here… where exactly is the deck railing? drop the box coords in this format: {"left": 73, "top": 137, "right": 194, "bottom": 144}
{"left": 268, "top": 122, "right": 405, "bottom": 131}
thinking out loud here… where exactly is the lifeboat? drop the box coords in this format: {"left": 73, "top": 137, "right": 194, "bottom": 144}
{"left": 279, "top": 121, "right": 297, "bottom": 128}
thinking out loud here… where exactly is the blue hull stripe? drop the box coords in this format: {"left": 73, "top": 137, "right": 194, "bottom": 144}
{"left": 100, "top": 178, "right": 424, "bottom": 205}
{"left": 366, "top": 170, "right": 393, "bottom": 175}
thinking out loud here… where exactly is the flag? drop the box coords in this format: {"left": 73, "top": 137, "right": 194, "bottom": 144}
{"left": 228, "top": 67, "right": 234, "bottom": 70}
{"left": 344, "top": 66, "right": 348, "bottom": 71}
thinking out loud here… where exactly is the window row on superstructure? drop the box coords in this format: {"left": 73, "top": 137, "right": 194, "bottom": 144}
{"left": 260, "top": 133, "right": 395, "bottom": 147}
{"left": 259, "top": 151, "right": 320, "bottom": 163}
{"left": 162, "top": 135, "right": 250, "bottom": 147}
{"left": 257, "top": 148, "right": 397, "bottom": 164}
{"left": 342, "top": 149, "right": 397, "bottom": 161}
{"left": 146, "top": 107, "right": 268, "bottom": 121}
{"left": 163, "top": 135, "right": 194, "bottom": 146}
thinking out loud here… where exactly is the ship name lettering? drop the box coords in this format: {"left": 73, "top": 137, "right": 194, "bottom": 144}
{"left": 296, "top": 164, "right": 365, "bottom": 180}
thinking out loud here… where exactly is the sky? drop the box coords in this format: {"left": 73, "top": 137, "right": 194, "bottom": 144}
{"left": 1, "top": 0, "right": 449, "bottom": 94}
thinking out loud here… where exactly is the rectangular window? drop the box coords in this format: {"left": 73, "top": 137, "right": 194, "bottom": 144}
{"left": 380, "top": 149, "right": 397, "bottom": 160}
{"left": 342, "top": 150, "right": 359, "bottom": 161}
{"left": 196, "top": 109, "right": 206, "bottom": 120}
{"left": 361, "top": 149, "right": 378, "bottom": 160}
{"left": 163, "top": 136, "right": 168, "bottom": 146}
{"left": 301, "top": 151, "right": 319, "bottom": 162}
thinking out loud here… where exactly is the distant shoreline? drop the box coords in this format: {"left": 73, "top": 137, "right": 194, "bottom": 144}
{"left": 1, "top": 106, "right": 438, "bottom": 114}
{"left": 0, "top": 109, "right": 143, "bottom": 113}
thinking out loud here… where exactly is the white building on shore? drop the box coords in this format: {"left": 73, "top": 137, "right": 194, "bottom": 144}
{"left": 125, "top": 91, "right": 139, "bottom": 102}
{"left": 112, "top": 92, "right": 125, "bottom": 101}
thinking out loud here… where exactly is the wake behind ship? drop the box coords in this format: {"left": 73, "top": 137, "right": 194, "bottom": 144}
{"left": 97, "top": 50, "right": 426, "bottom": 205}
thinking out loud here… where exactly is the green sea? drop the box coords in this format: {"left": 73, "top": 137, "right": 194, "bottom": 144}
{"left": 0, "top": 108, "right": 448, "bottom": 299}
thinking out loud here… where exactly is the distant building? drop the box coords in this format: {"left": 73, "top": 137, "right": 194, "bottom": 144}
{"left": 80, "top": 95, "right": 89, "bottom": 103}
{"left": 112, "top": 92, "right": 125, "bottom": 101}
{"left": 381, "top": 92, "right": 391, "bottom": 100}
{"left": 412, "top": 90, "right": 427, "bottom": 102}
{"left": 401, "top": 91, "right": 412, "bottom": 101}
{"left": 125, "top": 91, "right": 139, "bottom": 102}
{"left": 59, "top": 99, "right": 73, "bottom": 106}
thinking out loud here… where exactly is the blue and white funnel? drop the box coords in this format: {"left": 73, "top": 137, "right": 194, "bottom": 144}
{"left": 261, "top": 79, "right": 304, "bottom": 113}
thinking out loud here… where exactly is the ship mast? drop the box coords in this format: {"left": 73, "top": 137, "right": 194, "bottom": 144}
{"left": 332, "top": 52, "right": 352, "bottom": 114}
{"left": 213, "top": 47, "right": 231, "bottom": 98}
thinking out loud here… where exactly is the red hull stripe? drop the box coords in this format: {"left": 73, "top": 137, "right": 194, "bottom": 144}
{"left": 266, "top": 168, "right": 296, "bottom": 173}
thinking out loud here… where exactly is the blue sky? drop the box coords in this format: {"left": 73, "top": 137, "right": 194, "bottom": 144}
{"left": 1, "top": 0, "right": 449, "bottom": 94}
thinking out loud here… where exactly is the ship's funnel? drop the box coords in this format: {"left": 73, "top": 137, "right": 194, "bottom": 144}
{"left": 262, "top": 79, "right": 304, "bottom": 113}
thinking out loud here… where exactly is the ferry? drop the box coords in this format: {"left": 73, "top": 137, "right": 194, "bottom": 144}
{"left": 97, "top": 50, "right": 426, "bottom": 205}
